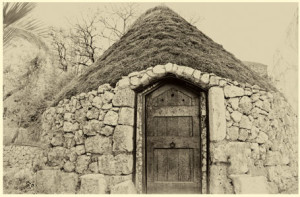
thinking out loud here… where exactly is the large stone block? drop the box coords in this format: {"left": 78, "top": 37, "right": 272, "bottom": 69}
{"left": 209, "top": 164, "right": 233, "bottom": 194}
{"left": 98, "top": 154, "right": 133, "bottom": 175}
{"left": 85, "top": 135, "right": 112, "bottom": 154}
{"left": 112, "top": 88, "right": 135, "bottom": 108}
{"left": 36, "top": 170, "right": 78, "bottom": 194}
{"left": 79, "top": 174, "right": 107, "bottom": 194}
{"left": 224, "top": 85, "right": 244, "bottom": 98}
{"left": 208, "top": 87, "right": 226, "bottom": 141}
{"left": 118, "top": 107, "right": 134, "bottom": 126}
{"left": 110, "top": 180, "right": 137, "bottom": 194}
{"left": 230, "top": 175, "right": 270, "bottom": 194}
{"left": 104, "top": 175, "right": 133, "bottom": 191}
{"left": 36, "top": 170, "right": 60, "bottom": 193}
{"left": 59, "top": 172, "right": 79, "bottom": 193}
{"left": 113, "top": 125, "right": 134, "bottom": 152}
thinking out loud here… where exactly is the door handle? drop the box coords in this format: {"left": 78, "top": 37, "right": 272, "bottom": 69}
{"left": 170, "top": 142, "right": 175, "bottom": 148}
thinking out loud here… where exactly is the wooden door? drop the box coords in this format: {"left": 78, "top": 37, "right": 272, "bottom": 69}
{"left": 145, "top": 83, "right": 201, "bottom": 194}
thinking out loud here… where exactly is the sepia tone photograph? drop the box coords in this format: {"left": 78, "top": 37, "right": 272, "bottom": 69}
{"left": 2, "top": 1, "right": 298, "bottom": 194}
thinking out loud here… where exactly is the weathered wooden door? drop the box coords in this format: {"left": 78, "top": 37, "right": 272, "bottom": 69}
{"left": 145, "top": 83, "right": 201, "bottom": 194}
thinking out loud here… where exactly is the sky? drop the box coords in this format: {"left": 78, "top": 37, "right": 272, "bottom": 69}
{"left": 31, "top": 2, "right": 298, "bottom": 66}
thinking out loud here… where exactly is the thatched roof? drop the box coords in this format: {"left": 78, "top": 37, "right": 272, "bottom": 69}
{"left": 54, "top": 6, "right": 275, "bottom": 103}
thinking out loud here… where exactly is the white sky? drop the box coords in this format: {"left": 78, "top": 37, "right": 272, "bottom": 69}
{"left": 31, "top": 2, "right": 298, "bottom": 66}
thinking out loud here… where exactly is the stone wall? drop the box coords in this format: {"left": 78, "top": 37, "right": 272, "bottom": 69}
{"left": 3, "top": 145, "right": 45, "bottom": 171}
{"left": 40, "top": 62, "right": 298, "bottom": 194}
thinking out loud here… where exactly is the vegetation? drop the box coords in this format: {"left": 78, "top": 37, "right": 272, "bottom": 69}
{"left": 54, "top": 6, "right": 276, "bottom": 104}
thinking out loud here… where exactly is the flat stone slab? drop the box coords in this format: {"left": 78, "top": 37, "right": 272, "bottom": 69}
{"left": 230, "top": 175, "right": 270, "bottom": 194}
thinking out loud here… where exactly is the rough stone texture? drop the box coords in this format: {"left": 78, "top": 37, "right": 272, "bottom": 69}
{"left": 103, "top": 111, "right": 119, "bottom": 126}
{"left": 79, "top": 174, "right": 107, "bottom": 194}
{"left": 230, "top": 175, "right": 270, "bottom": 194}
{"left": 98, "top": 154, "right": 133, "bottom": 175}
{"left": 113, "top": 125, "right": 134, "bottom": 152}
{"left": 39, "top": 63, "right": 298, "bottom": 194}
{"left": 118, "top": 107, "right": 134, "bottom": 126}
{"left": 210, "top": 165, "right": 233, "bottom": 194}
{"left": 85, "top": 135, "right": 112, "bottom": 154}
{"left": 112, "top": 88, "right": 135, "bottom": 108}
{"left": 209, "top": 87, "right": 226, "bottom": 141}
{"left": 110, "top": 180, "right": 137, "bottom": 194}
{"left": 224, "top": 85, "right": 244, "bottom": 98}
{"left": 75, "top": 155, "right": 90, "bottom": 173}
{"left": 36, "top": 170, "right": 78, "bottom": 194}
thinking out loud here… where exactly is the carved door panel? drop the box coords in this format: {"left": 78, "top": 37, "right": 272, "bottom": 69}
{"left": 146, "top": 84, "right": 201, "bottom": 194}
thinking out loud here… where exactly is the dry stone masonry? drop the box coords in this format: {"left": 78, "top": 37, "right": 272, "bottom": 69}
{"left": 39, "top": 62, "right": 298, "bottom": 194}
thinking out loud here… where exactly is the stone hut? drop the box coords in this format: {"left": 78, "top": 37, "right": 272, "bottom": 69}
{"left": 39, "top": 6, "right": 298, "bottom": 194}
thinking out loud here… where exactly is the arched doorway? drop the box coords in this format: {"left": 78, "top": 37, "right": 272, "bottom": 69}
{"left": 135, "top": 76, "right": 209, "bottom": 194}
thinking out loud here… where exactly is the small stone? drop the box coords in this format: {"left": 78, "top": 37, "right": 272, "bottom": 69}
{"left": 103, "top": 91, "right": 114, "bottom": 103}
{"left": 89, "top": 162, "right": 99, "bottom": 173}
{"left": 104, "top": 111, "right": 119, "bottom": 126}
{"left": 102, "top": 103, "right": 112, "bottom": 110}
{"left": 100, "top": 125, "right": 114, "bottom": 136}
{"left": 64, "top": 113, "right": 74, "bottom": 122}
{"left": 63, "top": 122, "right": 79, "bottom": 132}
{"left": 165, "top": 63, "right": 173, "bottom": 72}
{"left": 140, "top": 74, "right": 150, "bottom": 86}
{"left": 239, "top": 96, "right": 253, "bottom": 114}
{"left": 239, "top": 115, "right": 252, "bottom": 130}
{"left": 92, "top": 96, "right": 103, "bottom": 109}
{"left": 228, "top": 98, "right": 239, "bottom": 110}
{"left": 64, "top": 133, "right": 76, "bottom": 148}
{"left": 200, "top": 73, "right": 210, "bottom": 85}
{"left": 98, "top": 84, "right": 111, "bottom": 94}
{"left": 231, "top": 111, "right": 242, "bottom": 123}
{"left": 117, "top": 77, "right": 130, "bottom": 89}
{"left": 238, "top": 129, "right": 248, "bottom": 141}
{"left": 75, "top": 145, "right": 86, "bottom": 155}
{"left": 209, "top": 75, "right": 219, "bottom": 86}
{"left": 86, "top": 108, "right": 99, "bottom": 120}
{"left": 183, "top": 67, "right": 195, "bottom": 78}
{"left": 74, "top": 130, "right": 84, "bottom": 145}
{"left": 193, "top": 70, "right": 201, "bottom": 80}
{"left": 227, "top": 126, "right": 239, "bottom": 141}
{"left": 51, "top": 133, "right": 64, "bottom": 146}
{"left": 256, "top": 131, "right": 268, "bottom": 144}
{"left": 153, "top": 64, "right": 166, "bottom": 75}
{"left": 130, "top": 76, "right": 140, "bottom": 86}
{"left": 63, "top": 161, "right": 75, "bottom": 172}
{"left": 75, "top": 155, "right": 90, "bottom": 174}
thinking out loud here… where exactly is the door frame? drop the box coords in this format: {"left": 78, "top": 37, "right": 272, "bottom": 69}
{"left": 134, "top": 75, "right": 209, "bottom": 194}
